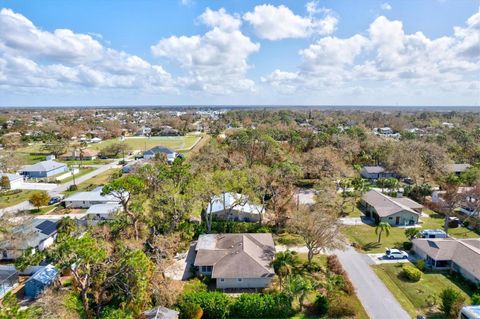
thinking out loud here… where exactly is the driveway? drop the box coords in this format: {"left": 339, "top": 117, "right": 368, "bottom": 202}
{"left": 366, "top": 253, "right": 413, "bottom": 265}
{"left": 339, "top": 216, "right": 374, "bottom": 225}
{"left": 334, "top": 246, "right": 410, "bottom": 319}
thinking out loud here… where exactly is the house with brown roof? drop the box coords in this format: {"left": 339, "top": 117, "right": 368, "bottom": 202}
{"left": 361, "top": 189, "right": 422, "bottom": 226}
{"left": 60, "top": 149, "right": 99, "bottom": 161}
{"left": 412, "top": 238, "right": 480, "bottom": 284}
{"left": 193, "top": 233, "right": 275, "bottom": 289}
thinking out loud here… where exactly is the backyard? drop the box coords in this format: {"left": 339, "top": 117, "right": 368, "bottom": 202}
{"left": 62, "top": 168, "right": 117, "bottom": 196}
{"left": 372, "top": 263, "right": 475, "bottom": 318}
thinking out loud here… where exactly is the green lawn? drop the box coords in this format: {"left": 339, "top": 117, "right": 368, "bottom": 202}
{"left": 342, "top": 223, "right": 408, "bottom": 253}
{"left": 88, "top": 135, "right": 202, "bottom": 152}
{"left": 342, "top": 201, "right": 364, "bottom": 217}
{"left": 343, "top": 209, "right": 479, "bottom": 253}
{"left": 58, "top": 159, "right": 114, "bottom": 165}
{"left": 0, "top": 190, "right": 42, "bottom": 209}
{"left": 372, "top": 263, "right": 474, "bottom": 318}
{"left": 62, "top": 168, "right": 117, "bottom": 196}
{"left": 421, "top": 209, "right": 479, "bottom": 239}
{"left": 28, "top": 205, "right": 58, "bottom": 215}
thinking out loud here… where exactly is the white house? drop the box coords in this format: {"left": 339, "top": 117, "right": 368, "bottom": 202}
{"left": 85, "top": 203, "right": 122, "bottom": 221}
{"left": 207, "top": 192, "right": 264, "bottom": 222}
{"left": 0, "top": 219, "right": 58, "bottom": 260}
{"left": 62, "top": 187, "right": 122, "bottom": 208}
{"left": 20, "top": 160, "right": 68, "bottom": 178}
{"left": 194, "top": 233, "right": 275, "bottom": 289}
{"left": 0, "top": 173, "right": 23, "bottom": 189}
{"left": 143, "top": 146, "right": 178, "bottom": 163}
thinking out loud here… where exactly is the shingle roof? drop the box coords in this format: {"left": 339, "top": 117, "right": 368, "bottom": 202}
{"left": 362, "top": 190, "right": 421, "bottom": 217}
{"left": 194, "top": 233, "right": 275, "bottom": 279}
{"left": 21, "top": 160, "right": 67, "bottom": 173}
{"left": 85, "top": 203, "right": 122, "bottom": 215}
{"left": 413, "top": 238, "right": 480, "bottom": 280}
{"left": 0, "top": 219, "right": 58, "bottom": 250}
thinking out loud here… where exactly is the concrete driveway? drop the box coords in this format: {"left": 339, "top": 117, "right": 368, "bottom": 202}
{"left": 367, "top": 253, "right": 412, "bottom": 265}
{"left": 335, "top": 246, "right": 410, "bottom": 319}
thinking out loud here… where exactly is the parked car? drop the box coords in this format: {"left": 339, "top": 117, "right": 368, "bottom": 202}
{"left": 48, "top": 195, "right": 63, "bottom": 205}
{"left": 385, "top": 248, "right": 408, "bottom": 259}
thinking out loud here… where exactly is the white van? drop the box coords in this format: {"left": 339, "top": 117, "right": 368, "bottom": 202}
{"left": 460, "top": 306, "right": 480, "bottom": 319}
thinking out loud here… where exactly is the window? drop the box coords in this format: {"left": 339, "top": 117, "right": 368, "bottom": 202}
{"left": 237, "top": 278, "right": 243, "bottom": 282}
{"left": 220, "top": 278, "right": 224, "bottom": 282}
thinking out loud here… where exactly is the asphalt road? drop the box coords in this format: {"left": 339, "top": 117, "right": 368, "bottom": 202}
{"left": 335, "top": 246, "right": 411, "bottom": 319}
{"left": 0, "top": 159, "right": 122, "bottom": 216}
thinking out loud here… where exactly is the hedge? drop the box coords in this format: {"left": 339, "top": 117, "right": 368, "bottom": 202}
{"left": 229, "top": 293, "right": 293, "bottom": 318}
{"left": 326, "top": 255, "right": 354, "bottom": 295}
{"left": 180, "top": 292, "right": 231, "bottom": 319}
{"left": 402, "top": 264, "right": 422, "bottom": 282}
{"left": 180, "top": 292, "right": 294, "bottom": 319}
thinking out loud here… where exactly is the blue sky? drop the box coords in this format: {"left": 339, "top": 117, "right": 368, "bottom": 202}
{"left": 0, "top": 0, "right": 478, "bottom": 106}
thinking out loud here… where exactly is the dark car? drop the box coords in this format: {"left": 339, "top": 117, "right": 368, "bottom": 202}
{"left": 48, "top": 196, "right": 62, "bottom": 205}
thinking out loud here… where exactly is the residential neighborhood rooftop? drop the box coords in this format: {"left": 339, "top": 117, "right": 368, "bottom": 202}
{"left": 362, "top": 190, "right": 422, "bottom": 217}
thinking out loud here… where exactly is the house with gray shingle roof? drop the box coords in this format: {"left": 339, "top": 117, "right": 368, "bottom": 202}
{"left": 413, "top": 238, "right": 480, "bottom": 284}
{"left": 360, "top": 166, "right": 395, "bottom": 180}
{"left": 20, "top": 160, "right": 68, "bottom": 178}
{"left": 447, "top": 163, "right": 471, "bottom": 175}
{"left": 361, "top": 189, "right": 422, "bottom": 226}
{"left": 194, "top": 233, "right": 275, "bottom": 289}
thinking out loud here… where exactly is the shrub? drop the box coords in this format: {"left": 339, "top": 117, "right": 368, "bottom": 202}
{"left": 327, "top": 293, "right": 356, "bottom": 318}
{"left": 180, "top": 303, "right": 203, "bottom": 319}
{"left": 402, "top": 264, "right": 422, "bottom": 282}
{"left": 439, "top": 288, "right": 465, "bottom": 318}
{"left": 326, "top": 255, "right": 354, "bottom": 295}
{"left": 314, "top": 294, "right": 329, "bottom": 316}
{"left": 276, "top": 233, "right": 305, "bottom": 246}
{"left": 415, "top": 259, "right": 425, "bottom": 271}
{"left": 403, "top": 241, "right": 413, "bottom": 250}
{"left": 180, "top": 292, "right": 231, "bottom": 319}
{"left": 182, "top": 278, "right": 207, "bottom": 294}
{"left": 471, "top": 293, "right": 480, "bottom": 305}
{"left": 68, "top": 184, "right": 78, "bottom": 191}
{"left": 230, "top": 293, "right": 293, "bottom": 318}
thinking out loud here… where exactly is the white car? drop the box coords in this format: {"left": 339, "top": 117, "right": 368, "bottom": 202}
{"left": 385, "top": 248, "right": 408, "bottom": 260}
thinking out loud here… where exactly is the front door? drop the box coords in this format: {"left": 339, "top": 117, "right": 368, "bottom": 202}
{"left": 395, "top": 216, "right": 400, "bottom": 225}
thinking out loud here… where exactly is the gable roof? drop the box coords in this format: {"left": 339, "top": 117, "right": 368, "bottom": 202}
{"left": 21, "top": 160, "right": 67, "bottom": 173}
{"left": 0, "top": 219, "right": 58, "bottom": 251}
{"left": 413, "top": 238, "right": 480, "bottom": 280}
{"left": 194, "top": 233, "right": 275, "bottom": 279}
{"left": 207, "top": 192, "right": 264, "bottom": 215}
{"left": 362, "top": 190, "right": 421, "bottom": 217}
{"left": 85, "top": 203, "right": 122, "bottom": 215}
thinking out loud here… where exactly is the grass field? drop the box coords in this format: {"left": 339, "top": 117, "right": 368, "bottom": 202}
{"left": 60, "top": 167, "right": 96, "bottom": 184}
{"left": 88, "top": 135, "right": 202, "bottom": 152}
{"left": 0, "top": 190, "right": 41, "bottom": 209}
{"left": 372, "top": 263, "right": 474, "bottom": 318}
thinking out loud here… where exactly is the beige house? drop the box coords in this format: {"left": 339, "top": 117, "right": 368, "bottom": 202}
{"left": 361, "top": 190, "right": 422, "bottom": 226}
{"left": 412, "top": 238, "right": 480, "bottom": 284}
{"left": 194, "top": 233, "right": 275, "bottom": 289}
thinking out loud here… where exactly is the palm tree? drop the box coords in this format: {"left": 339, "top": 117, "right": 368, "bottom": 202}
{"left": 271, "top": 251, "right": 301, "bottom": 290}
{"left": 286, "top": 275, "right": 313, "bottom": 312}
{"left": 375, "top": 222, "right": 391, "bottom": 243}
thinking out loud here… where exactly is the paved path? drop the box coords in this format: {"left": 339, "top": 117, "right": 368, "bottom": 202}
{"left": 0, "top": 159, "right": 122, "bottom": 216}
{"left": 335, "top": 246, "right": 410, "bottom": 319}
